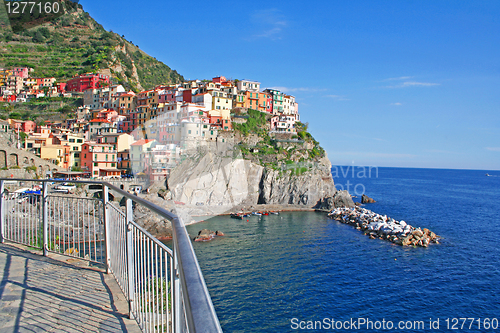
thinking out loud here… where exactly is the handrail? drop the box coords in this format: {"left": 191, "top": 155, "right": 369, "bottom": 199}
{"left": 0, "top": 178, "right": 222, "bottom": 333}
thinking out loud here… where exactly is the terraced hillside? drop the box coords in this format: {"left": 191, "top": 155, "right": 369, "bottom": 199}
{"left": 0, "top": 0, "right": 184, "bottom": 91}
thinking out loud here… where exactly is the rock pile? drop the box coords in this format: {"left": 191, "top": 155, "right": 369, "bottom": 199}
{"left": 328, "top": 207, "right": 440, "bottom": 247}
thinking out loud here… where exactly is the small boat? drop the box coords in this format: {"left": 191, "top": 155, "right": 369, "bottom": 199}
{"left": 252, "top": 212, "right": 262, "bottom": 216}
{"left": 230, "top": 213, "right": 243, "bottom": 219}
{"left": 262, "top": 212, "right": 269, "bottom": 216}
{"left": 270, "top": 211, "right": 279, "bottom": 215}
{"left": 486, "top": 173, "right": 491, "bottom": 176}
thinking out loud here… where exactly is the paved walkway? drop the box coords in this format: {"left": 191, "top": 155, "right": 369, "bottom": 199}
{"left": 0, "top": 242, "right": 141, "bottom": 333}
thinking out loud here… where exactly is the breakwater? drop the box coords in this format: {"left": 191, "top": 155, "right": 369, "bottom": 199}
{"left": 328, "top": 207, "right": 440, "bottom": 247}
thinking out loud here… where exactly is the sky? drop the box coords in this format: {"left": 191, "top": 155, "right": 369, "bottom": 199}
{"left": 79, "top": 0, "right": 500, "bottom": 170}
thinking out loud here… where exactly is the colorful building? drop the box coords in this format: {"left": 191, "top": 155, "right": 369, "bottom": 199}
{"left": 66, "top": 73, "right": 110, "bottom": 92}
{"left": 81, "top": 143, "right": 119, "bottom": 178}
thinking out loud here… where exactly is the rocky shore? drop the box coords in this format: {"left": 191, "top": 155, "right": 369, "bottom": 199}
{"left": 328, "top": 206, "right": 440, "bottom": 247}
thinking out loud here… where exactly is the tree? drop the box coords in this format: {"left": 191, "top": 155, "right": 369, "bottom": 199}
{"left": 32, "top": 31, "right": 46, "bottom": 43}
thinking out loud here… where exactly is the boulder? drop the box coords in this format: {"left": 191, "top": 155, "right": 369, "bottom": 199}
{"left": 332, "top": 190, "right": 355, "bottom": 208}
{"left": 193, "top": 229, "right": 224, "bottom": 242}
{"left": 157, "top": 189, "right": 171, "bottom": 200}
{"left": 361, "top": 194, "right": 376, "bottom": 204}
{"left": 412, "top": 229, "right": 424, "bottom": 238}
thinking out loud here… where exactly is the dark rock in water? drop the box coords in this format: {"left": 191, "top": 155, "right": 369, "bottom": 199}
{"left": 354, "top": 202, "right": 362, "bottom": 206}
{"left": 194, "top": 229, "right": 224, "bottom": 242}
{"left": 361, "top": 194, "right": 376, "bottom": 204}
{"left": 333, "top": 190, "right": 355, "bottom": 208}
{"left": 315, "top": 196, "right": 335, "bottom": 210}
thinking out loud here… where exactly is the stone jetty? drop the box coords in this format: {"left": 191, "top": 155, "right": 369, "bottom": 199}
{"left": 328, "top": 207, "right": 440, "bottom": 247}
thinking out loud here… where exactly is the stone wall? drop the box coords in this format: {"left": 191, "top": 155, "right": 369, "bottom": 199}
{"left": 0, "top": 132, "right": 61, "bottom": 178}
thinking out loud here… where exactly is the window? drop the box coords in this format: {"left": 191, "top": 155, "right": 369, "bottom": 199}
{"left": 74, "top": 153, "right": 80, "bottom": 158}
{"left": 111, "top": 163, "right": 115, "bottom": 167}
{"left": 188, "top": 130, "right": 191, "bottom": 134}
{"left": 94, "top": 162, "right": 98, "bottom": 166}
{"left": 94, "top": 154, "right": 97, "bottom": 160}
{"left": 69, "top": 139, "right": 75, "bottom": 143}
{"left": 73, "top": 146, "right": 78, "bottom": 151}
{"left": 84, "top": 154, "right": 86, "bottom": 158}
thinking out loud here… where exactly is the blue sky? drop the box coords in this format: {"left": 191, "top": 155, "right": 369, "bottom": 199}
{"left": 80, "top": 0, "right": 500, "bottom": 170}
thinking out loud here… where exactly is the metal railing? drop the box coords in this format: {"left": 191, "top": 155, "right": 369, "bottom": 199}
{"left": 0, "top": 178, "right": 222, "bottom": 333}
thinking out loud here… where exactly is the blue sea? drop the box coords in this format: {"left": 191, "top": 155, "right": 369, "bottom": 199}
{"left": 184, "top": 167, "right": 500, "bottom": 332}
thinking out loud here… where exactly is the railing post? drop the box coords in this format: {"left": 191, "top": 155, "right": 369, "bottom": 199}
{"left": 103, "top": 185, "right": 111, "bottom": 273}
{"left": 0, "top": 180, "right": 4, "bottom": 244}
{"left": 173, "top": 236, "right": 182, "bottom": 333}
{"left": 126, "top": 198, "right": 135, "bottom": 320}
{"left": 42, "top": 181, "right": 48, "bottom": 256}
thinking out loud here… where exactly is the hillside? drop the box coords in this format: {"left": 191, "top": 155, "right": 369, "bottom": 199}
{"left": 0, "top": 96, "right": 83, "bottom": 123}
{"left": 0, "top": 0, "right": 184, "bottom": 91}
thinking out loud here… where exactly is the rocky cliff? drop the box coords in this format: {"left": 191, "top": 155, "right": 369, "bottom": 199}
{"left": 166, "top": 140, "right": 337, "bottom": 216}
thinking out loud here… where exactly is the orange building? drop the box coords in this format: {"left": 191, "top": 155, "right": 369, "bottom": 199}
{"left": 80, "top": 143, "right": 120, "bottom": 178}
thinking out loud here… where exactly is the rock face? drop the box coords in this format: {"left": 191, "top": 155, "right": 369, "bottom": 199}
{"left": 168, "top": 143, "right": 337, "bottom": 211}
{"left": 257, "top": 156, "right": 336, "bottom": 207}
{"left": 361, "top": 194, "right": 376, "bottom": 204}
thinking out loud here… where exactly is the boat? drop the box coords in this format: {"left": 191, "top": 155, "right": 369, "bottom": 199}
{"left": 252, "top": 212, "right": 262, "bottom": 216}
{"left": 270, "top": 211, "right": 279, "bottom": 215}
{"left": 486, "top": 173, "right": 491, "bottom": 176}
{"left": 230, "top": 213, "right": 243, "bottom": 219}
{"left": 262, "top": 212, "right": 269, "bottom": 216}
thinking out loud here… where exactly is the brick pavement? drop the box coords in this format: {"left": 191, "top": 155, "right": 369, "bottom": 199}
{"left": 0, "top": 243, "right": 141, "bottom": 333}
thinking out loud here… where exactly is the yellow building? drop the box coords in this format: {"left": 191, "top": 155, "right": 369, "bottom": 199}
{"left": 211, "top": 91, "right": 233, "bottom": 110}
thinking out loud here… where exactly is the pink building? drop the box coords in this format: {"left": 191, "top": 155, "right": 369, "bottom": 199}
{"left": 12, "top": 67, "right": 30, "bottom": 79}
{"left": 22, "top": 121, "right": 37, "bottom": 133}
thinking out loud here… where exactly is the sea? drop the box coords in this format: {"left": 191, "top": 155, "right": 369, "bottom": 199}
{"left": 184, "top": 167, "right": 500, "bottom": 332}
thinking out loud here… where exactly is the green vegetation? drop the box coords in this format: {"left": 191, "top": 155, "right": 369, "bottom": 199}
{"left": 0, "top": 2, "right": 184, "bottom": 91}
{"left": 0, "top": 97, "right": 83, "bottom": 122}
{"left": 233, "top": 111, "right": 326, "bottom": 174}
{"left": 232, "top": 109, "right": 267, "bottom": 136}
